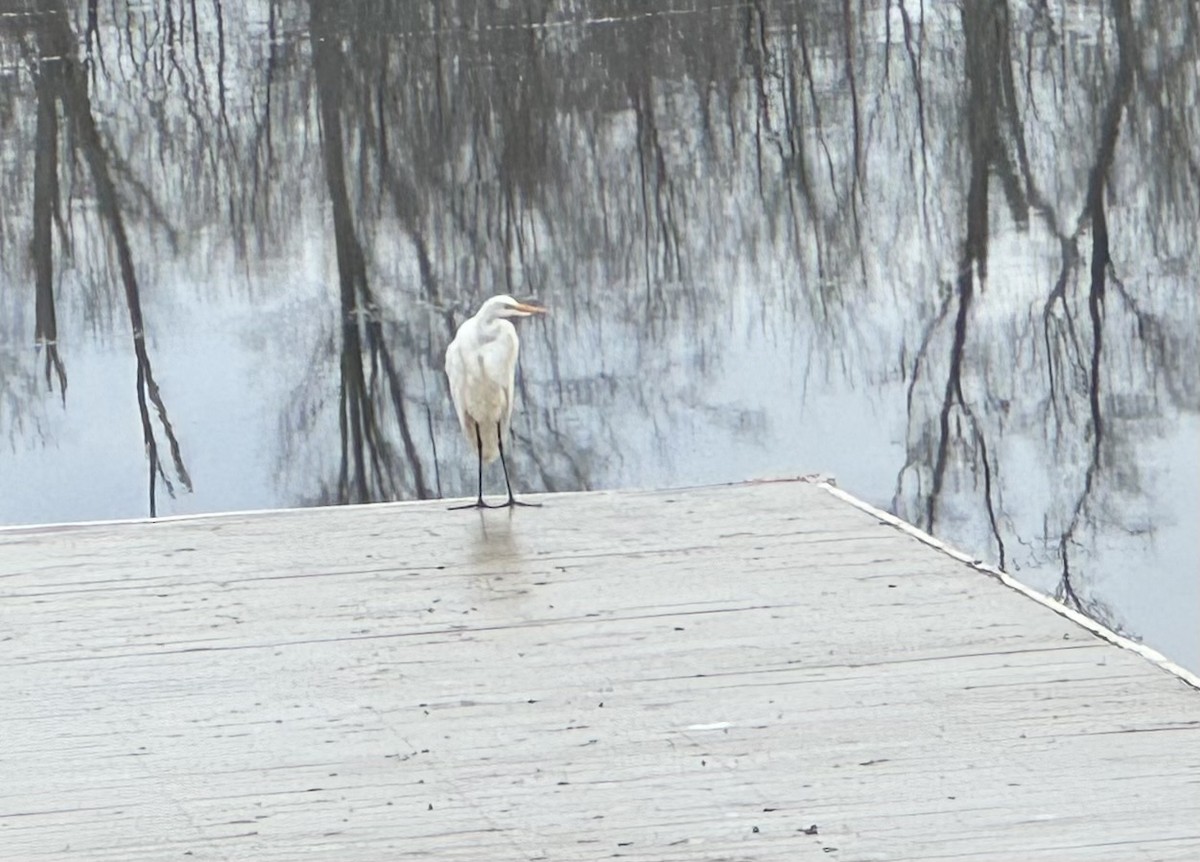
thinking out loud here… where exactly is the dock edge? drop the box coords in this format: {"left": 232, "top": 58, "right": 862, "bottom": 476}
{"left": 819, "top": 481, "right": 1200, "bottom": 692}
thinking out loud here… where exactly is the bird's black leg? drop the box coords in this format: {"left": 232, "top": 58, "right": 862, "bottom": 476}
{"left": 449, "top": 422, "right": 490, "bottom": 510}
{"left": 497, "top": 422, "right": 541, "bottom": 508}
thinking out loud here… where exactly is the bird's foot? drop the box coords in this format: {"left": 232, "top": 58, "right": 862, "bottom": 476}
{"left": 448, "top": 499, "right": 490, "bottom": 510}
{"left": 448, "top": 497, "right": 542, "bottom": 510}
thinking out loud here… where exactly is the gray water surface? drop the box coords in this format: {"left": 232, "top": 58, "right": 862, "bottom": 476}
{"left": 1, "top": 2, "right": 1197, "bottom": 672}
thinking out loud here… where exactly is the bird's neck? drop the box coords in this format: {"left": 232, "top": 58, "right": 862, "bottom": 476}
{"left": 477, "top": 315, "right": 509, "bottom": 338}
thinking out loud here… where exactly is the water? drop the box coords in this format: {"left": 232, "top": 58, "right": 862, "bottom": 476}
{"left": 0, "top": 1, "right": 1196, "bottom": 672}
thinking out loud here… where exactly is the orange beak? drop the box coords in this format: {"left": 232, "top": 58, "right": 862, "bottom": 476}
{"left": 515, "top": 302, "right": 548, "bottom": 315}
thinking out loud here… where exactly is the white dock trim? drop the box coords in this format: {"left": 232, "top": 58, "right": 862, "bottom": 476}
{"left": 821, "top": 481, "right": 1200, "bottom": 691}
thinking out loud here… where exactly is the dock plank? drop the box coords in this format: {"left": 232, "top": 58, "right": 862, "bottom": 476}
{"left": 1, "top": 481, "right": 1197, "bottom": 860}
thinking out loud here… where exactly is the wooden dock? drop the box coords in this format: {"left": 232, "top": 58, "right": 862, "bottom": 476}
{"left": 2, "top": 480, "right": 1197, "bottom": 861}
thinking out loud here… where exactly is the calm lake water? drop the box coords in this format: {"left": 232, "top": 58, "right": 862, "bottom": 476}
{"left": 1, "top": 2, "right": 1197, "bottom": 672}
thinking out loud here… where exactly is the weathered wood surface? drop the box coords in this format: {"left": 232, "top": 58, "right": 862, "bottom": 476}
{"left": 1, "top": 480, "right": 1197, "bottom": 861}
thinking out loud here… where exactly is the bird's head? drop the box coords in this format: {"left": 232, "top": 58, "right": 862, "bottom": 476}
{"left": 483, "top": 294, "right": 548, "bottom": 320}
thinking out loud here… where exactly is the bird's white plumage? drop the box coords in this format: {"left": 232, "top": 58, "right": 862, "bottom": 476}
{"left": 445, "top": 295, "right": 543, "bottom": 465}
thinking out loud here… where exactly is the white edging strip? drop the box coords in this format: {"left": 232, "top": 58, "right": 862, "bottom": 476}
{"left": 0, "top": 496, "right": 437, "bottom": 534}
{"left": 820, "top": 482, "right": 1200, "bottom": 692}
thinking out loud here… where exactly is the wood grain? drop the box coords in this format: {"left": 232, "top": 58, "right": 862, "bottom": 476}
{"left": 1, "top": 481, "right": 1197, "bottom": 861}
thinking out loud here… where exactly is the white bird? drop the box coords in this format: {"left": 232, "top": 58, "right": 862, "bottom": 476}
{"left": 444, "top": 294, "right": 548, "bottom": 509}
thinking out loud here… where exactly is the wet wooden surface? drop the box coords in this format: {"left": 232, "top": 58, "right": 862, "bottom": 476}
{"left": 2, "top": 480, "right": 1198, "bottom": 861}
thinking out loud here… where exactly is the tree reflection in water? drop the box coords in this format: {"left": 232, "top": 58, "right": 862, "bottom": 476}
{"left": 0, "top": 1, "right": 1196, "bottom": 668}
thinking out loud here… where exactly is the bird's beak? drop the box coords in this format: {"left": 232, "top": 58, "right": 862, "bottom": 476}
{"left": 515, "top": 301, "right": 548, "bottom": 316}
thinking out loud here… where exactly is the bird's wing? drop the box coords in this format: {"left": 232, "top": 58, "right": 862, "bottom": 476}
{"left": 479, "top": 323, "right": 521, "bottom": 434}
{"left": 444, "top": 335, "right": 472, "bottom": 433}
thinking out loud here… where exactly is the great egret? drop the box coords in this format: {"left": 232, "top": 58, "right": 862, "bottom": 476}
{"left": 444, "top": 294, "right": 548, "bottom": 509}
